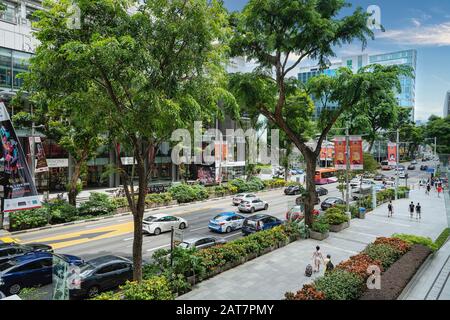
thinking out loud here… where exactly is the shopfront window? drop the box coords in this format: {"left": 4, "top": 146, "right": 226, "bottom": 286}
{"left": 12, "top": 51, "right": 31, "bottom": 89}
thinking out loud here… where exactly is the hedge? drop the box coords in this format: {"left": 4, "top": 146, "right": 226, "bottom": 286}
{"left": 434, "top": 228, "right": 450, "bottom": 249}
{"left": 392, "top": 234, "right": 438, "bottom": 252}
{"left": 285, "top": 237, "right": 413, "bottom": 300}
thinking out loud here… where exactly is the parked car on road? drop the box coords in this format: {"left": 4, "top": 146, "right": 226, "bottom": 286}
{"left": 286, "top": 206, "right": 320, "bottom": 221}
{"left": 284, "top": 185, "right": 303, "bottom": 195}
{"left": 420, "top": 165, "right": 428, "bottom": 171}
{"left": 242, "top": 214, "right": 283, "bottom": 235}
{"left": 0, "top": 252, "right": 83, "bottom": 296}
{"left": 0, "top": 242, "right": 53, "bottom": 265}
{"left": 407, "top": 165, "right": 416, "bottom": 170}
{"left": 142, "top": 214, "right": 188, "bottom": 235}
{"left": 238, "top": 198, "right": 269, "bottom": 213}
{"left": 70, "top": 255, "right": 133, "bottom": 299}
{"left": 374, "top": 174, "right": 387, "bottom": 181}
{"left": 411, "top": 160, "right": 418, "bottom": 165}
{"left": 178, "top": 236, "right": 226, "bottom": 250}
{"left": 208, "top": 212, "right": 245, "bottom": 233}
{"left": 232, "top": 193, "right": 257, "bottom": 206}
{"left": 320, "top": 197, "right": 346, "bottom": 211}
{"left": 316, "top": 187, "right": 328, "bottom": 196}
{"left": 351, "top": 185, "right": 373, "bottom": 200}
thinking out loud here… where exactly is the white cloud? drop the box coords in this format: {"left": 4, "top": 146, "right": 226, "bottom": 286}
{"left": 410, "top": 18, "right": 422, "bottom": 27}
{"left": 378, "top": 22, "right": 450, "bottom": 46}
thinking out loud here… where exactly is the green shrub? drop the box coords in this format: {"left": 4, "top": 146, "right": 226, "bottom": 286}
{"left": 46, "top": 200, "right": 79, "bottom": 224}
{"left": 213, "top": 185, "right": 227, "bottom": 196}
{"left": 363, "top": 243, "right": 402, "bottom": 269}
{"left": 78, "top": 192, "right": 116, "bottom": 216}
{"left": 112, "top": 197, "right": 130, "bottom": 209}
{"left": 312, "top": 216, "right": 329, "bottom": 234}
{"left": 145, "top": 193, "right": 173, "bottom": 205}
{"left": 435, "top": 228, "right": 450, "bottom": 249}
{"left": 392, "top": 233, "right": 438, "bottom": 252}
{"left": 325, "top": 207, "right": 349, "bottom": 225}
{"left": 168, "top": 184, "right": 203, "bottom": 203}
{"left": 90, "top": 291, "right": 123, "bottom": 300}
{"left": 191, "top": 185, "right": 209, "bottom": 200}
{"left": 120, "top": 276, "right": 174, "bottom": 300}
{"left": 229, "top": 178, "right": 249, "bottom": 192}
{"left": 9, "top": 208, "right": 50, "bottom": 231}
{"left": 246, "top": 177, "right": 265, "bottom": 191}
{"left": 314, "top": 269, "right": 365, "bottom": 300}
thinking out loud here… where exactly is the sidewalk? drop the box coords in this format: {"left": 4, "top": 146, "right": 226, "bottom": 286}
{"left": 179, "top": 189, "right": 448, "bottom": 300}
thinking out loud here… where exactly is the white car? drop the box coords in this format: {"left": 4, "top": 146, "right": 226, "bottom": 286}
{"left": 232, "top": 193, "right": 257, "bottom": 206}
{"left": 208, "top": 212, "right": 246, "bottom": 233}
{"left": 238, "top": 198, "right": 269, "bottom": 213}
{"left": 142, "top": 214, "right": 188, "bottom": 235}
{"left": 350, "top": 178, "right": 374, "bottom": 188}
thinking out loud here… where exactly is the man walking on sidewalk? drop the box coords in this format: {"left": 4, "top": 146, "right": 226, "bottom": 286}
{"left": 388, "top": 201, "right": 394, "bottom": 218}
{"left": 415, "top": 203, "right": 421, "bottom": 220}
{"left": 426, "top": 184, "right": 431, "bottom": 195}
{"left": 409, "top": 202, "right": 415, "bottom": 219}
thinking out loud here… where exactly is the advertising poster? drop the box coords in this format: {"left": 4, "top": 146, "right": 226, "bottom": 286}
{"left": 349, "top": 136, "right": 364, "bottom": 170}
{"left": 334, "top": 137, "right": 346, "bottom": 170}
{"left": 29, "top": 137, "right": 49, "bottom": 173}
{"left": 387, "top": 142, "right": 397, "bottom": 166}
{"left": 320, "top": 145, "right": 334, "bottom": 161}
{"left": 0, "top": 102, "right": 41, "bottom": 213}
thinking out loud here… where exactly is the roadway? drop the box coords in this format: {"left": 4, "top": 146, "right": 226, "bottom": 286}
{"left": 3, "top": 160, "right": 435, "bottom": 263}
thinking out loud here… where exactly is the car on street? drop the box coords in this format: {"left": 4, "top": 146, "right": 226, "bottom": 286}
{"left": 242, "top": 214, "right": 283, "bottom": 235}
{"left": 285, "top": 206, "right": 320, "bottom": 221}
{"left": 142, "top": 214, "right": 188, "bottom": 235}
{"left": 238, "top": 198, "right": 269, "bottom": 213}
{"left": 0, "top": 252, "right": 83, "bottom": 296}
{"left": 320, "top": 197, "right": 346, "bottom": 211}
{"left": 420, "top": 165, "right": 428, "bottom": 171}
{"left": 399, "top": 171, "right": 408, "bottom": 179}
{"left": 208, "top": 212, "right": 246, "bottom": 233}
{"left": 178, "top": 236, "right": 226, "bottom": 250}
{"left": 351, "top": 185, "right": 373, "bottom": 200}
{"left": 407, "top": 165, "right": 416, "bottom": 170}
{"left": 70, "top": 255, "right": 133, "bottom": 299}
{"left": 316, "top": 187, "right": 328, "bottom": 196}
{"left": 411, "top": 160, "right": 418, "bottom": 165}
{"left": 232, "top": 193, "right": 257, "bottom": 206}
{"left": 350, "top": 178, "right": 374, "bottom": 188}
{"left": 284, "top": 185, "right": 303, "bottom": 195}
{"left": 0, "top": 242, "right": 53, "bottom": 265}
{"left": 374, "top": 174, "right": 387, "bottom": 181}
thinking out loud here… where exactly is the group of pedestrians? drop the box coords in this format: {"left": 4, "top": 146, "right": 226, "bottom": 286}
{"left": 306, "top": 246, "right": 334, "bottom": 276}
{"left": 425, "top": 178, "right": 445, "bottom": 197}
{"left": 387, "top": 200, "right": 421, "bottom": 220}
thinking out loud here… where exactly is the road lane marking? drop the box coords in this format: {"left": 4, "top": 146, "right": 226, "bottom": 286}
{"left": 146, "top": 244, "right": 170, "bottom": 252}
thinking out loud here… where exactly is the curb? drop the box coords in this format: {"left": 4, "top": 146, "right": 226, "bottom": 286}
{"left": 5, "top": 187, "right": 285, "bottom": 236}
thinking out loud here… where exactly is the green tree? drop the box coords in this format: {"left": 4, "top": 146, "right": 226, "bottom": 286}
{"left": 424, "top": 115, "right": 450, "bottom": 154}
{"left": 26, "top": 0, "right": 233, "bottom": 282}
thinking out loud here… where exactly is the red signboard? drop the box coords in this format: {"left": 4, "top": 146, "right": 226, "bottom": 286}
{"left": 349, "top": 136, "right": 363, "bottom": 170}
{"left": 387, "top": 142, "right": 397, "bottom": 166}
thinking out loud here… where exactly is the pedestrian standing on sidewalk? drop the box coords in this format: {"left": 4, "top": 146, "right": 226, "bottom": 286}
{"left": 416, "top": 203, "right": 421, "bottom": 220}
{"left": 388, "top": 201, "right": 394, "bottom": 218}
{"left": 426, "top": 184, "right": 431, "bottom": 195}
{"left": 409, "top": 201, "right": 415, "bottom": 219}
{"left": 437, "top": 185, "right": 443, "bottom": 198}
{"left": 312, "top": 246, "right": 324, "bottom": 273}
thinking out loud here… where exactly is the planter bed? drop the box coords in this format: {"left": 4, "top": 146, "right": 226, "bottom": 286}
{"left": 309, "top": 230, "right": 329, "bottom": 241}
{"left": 359, "top": 244, "right": 431, "bottom": 300}
{"left": 329, "top": 221, "right": 349, "bottom": 233}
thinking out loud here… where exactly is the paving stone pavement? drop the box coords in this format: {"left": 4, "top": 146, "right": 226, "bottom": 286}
{"left": 179, "top": 189, "right": 448, "bottom": 300}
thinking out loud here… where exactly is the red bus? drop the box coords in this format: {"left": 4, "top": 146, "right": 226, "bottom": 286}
{"left": 315, "top": 168, "right": 338, "bottom": 185}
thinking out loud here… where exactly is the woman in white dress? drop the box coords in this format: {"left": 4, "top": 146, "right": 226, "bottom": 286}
{"left": 312, "top": 246, "right": 324, "bottom": 273}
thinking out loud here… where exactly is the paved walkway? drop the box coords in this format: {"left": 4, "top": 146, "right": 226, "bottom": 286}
{"left": 179, "top": 189, "right": 448, "bottom": 300}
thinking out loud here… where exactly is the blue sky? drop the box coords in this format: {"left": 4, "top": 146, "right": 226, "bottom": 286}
{"left": 223, "top": 0, "right": 450, "bottom": 121}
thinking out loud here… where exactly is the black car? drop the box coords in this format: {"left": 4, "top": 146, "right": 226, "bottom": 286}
{"left": 70, "top": 255, "right": 133, "bottom": 299}
{"left": 284, "top": 185, "right": 303, "bottom": 195}
{"left": 242, "top": 214, "right": 283, "bottom": 235}
{"left": 407, "top": 165, "right": 416, "bottom": 170}
{"left": 420, "top": 165, "right": 428, "bottom": 171}
{"left": 320, "top": 197, "right": 346, "bottom": 211}
{"left": 316, "top": 187, "right": 328, "bottom": 197}
{"left": 0, "top": 242, "right": 53, "bottom": 265}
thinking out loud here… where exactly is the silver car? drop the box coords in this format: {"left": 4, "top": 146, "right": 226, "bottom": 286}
{"left": 178, "top": 236, "right": 226, "bottom": 250}
{"left": 232, "top": 193, "right": 257, "bottom": 206}
{"left": 142, "top": 214, "right": 188, "bottom": 235}
{"left": 238, "top": 198, "right": 269, "bottom": 213}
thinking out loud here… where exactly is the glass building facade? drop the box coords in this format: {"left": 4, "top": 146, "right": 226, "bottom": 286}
{"left": 298, "top": 49, "right": 418, "bottom": 121}
{"left": 0, "top": 47, "right": 32, "bottom": 90}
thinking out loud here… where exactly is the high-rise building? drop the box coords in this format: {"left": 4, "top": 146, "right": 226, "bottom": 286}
{"left": 298, "top": 50, "right": 418, "bottom": 121}
{"left": 0, "top": 0, "right": 40, "bottom": 98}
{"left": 444, "top": 91, "right": 450, "bottom": 118}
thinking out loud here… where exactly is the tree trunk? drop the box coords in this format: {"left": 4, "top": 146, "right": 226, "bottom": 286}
{"left": 68, "top": 161, "right": 82, "bottom": 206}
{"left": 132, "top": 161, "right": 147, "bottom": 282}
{"left": 304, "top": 153, "right": 317, "bottom": 228}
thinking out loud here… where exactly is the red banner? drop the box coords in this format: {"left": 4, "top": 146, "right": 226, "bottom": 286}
{"left": 349, "top": 136, "right": 363, "bottom": 170}
{"left": 388, "top": 142, "right": 397, "bottom": 166}
{"left": 334, "top": 137, "right": 346, "bottom": 170}
{"left": 320, "top": 145, "right": 334, "bottom": 161}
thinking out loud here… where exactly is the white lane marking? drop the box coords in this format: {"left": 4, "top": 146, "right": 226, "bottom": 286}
{"left": 190, "top": 226, "right": 208, "bottom": 232}
{"left": 147, "top": 244, "right": 170, "bottom": 252}
{"left": 123, "top": 237, "right": 133, "bottom": 241}
{"left": 224, "top": 232, "right": 241, "bottom": 239}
